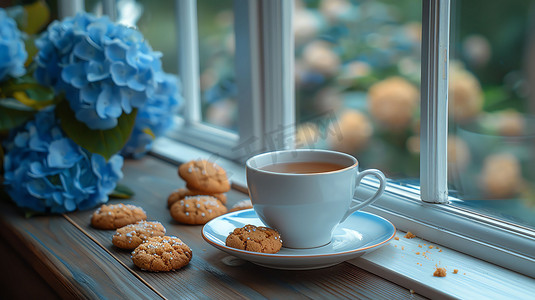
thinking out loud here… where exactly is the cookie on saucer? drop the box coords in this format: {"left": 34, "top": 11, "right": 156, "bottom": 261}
{"left": 91, "top": 203, "right": 147, "bottom": 230}
{"left": 170, "top": 196, "right": 227, "bottom": 225}
{"left": 112, "top": 221, "right": 166, "bottom": 250}
{"left": 131, "top": 236, "right": 192, "bottom": 272}
{"left": 226, "top": 224, "right": 282, "bottom": 253}
{"left": 178, "top": 160, "right": 230, "bottom": 194}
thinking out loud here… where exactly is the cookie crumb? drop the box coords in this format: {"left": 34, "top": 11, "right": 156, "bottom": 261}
{"left": 415, "top": 252, "right": 420, "bottom": 255}
{"left": 453, "top": 269, "right": 459, "bottom": 274}
{"left": 429, "top": 245, "right": 434, "bottom": 249}
{"left": 439, "top": 249, "right": 442, "bottom": 252}
{"left": 410, "top": 289, "right": 415, "bottom": 294}
{"left": 404, "top": 231, "right": 416, "bottom": 239}
{"left": 433, "top": 267, "right": 447, "bottom": 277}
{"left": 394, "top": 237, "right": 399, "bottom": 240}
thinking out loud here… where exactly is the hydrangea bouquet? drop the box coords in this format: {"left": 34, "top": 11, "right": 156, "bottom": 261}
{"left": 0, "top": 8, "right": 181, "bottom": 214}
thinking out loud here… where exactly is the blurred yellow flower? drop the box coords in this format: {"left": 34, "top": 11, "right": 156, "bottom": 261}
{"left": 294, "top": 8, "right": 321, "bottom": 46}
{"left": 320, "top": 0, "right": 351, "bottom": 22}
{"left": 368, "top": 77, "right": 419, "bottom": 130}
{"left": 449, "top": 64, "right": 484, "bottom": 123}
{"left": 495, "top": 110, "right": 525, "bottom": 137}
{"left": 328, "top": 109, "right": 373, "bottom": 154}
{"left": 447, "top": 135, "right": 471, "bottom": 178}
{"left": 480, "top": 153, "right": 523, "bottom": 199}
{"left": 302, "top": 41, "right": 341, "bottom": 77}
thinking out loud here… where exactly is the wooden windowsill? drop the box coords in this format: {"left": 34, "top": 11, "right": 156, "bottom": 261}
{"left": 0, "top": 155, "right": 425, "bottom": 299}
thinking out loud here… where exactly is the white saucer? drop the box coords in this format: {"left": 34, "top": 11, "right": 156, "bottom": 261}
{"left": 202, "top": 209, "right": 396, "bottom": 270}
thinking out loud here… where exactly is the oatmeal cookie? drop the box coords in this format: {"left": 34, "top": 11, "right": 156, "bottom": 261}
{"left": 112, "top": 221, "right": 166, "bottom": 250}
{"left": 167, "top": 188, "right": 227, "bottom": 208}
{"left": 131, "top": 236, "right": 192, "bottom": 272}
{"left": 226, "top": 224, "right": 282, "bottom": 253}
{"left": 178, "top": 160, "right": 230, "bottom": 194}
{"left": 170, "top": 196, "right": 227, "bottom": 225}
{"left": 91, "top": 203, "right": 147, "bottom": 230}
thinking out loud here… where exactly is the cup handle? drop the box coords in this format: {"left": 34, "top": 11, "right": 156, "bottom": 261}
{"left": 340, "top": 169, "right": 386, "bottom": 223}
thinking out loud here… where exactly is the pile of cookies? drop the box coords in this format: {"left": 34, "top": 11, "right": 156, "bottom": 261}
{"left": 88, "top": 160, "right": 269, "bottom": 272}
{"left": 91, "top": 203, "right": 192, "bottom": 272}
{"left": 168, "top": 159, "right": 252, "bottom": 224}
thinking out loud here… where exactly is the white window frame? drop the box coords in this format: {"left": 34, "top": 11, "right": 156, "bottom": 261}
{"left": 165, "top": 0, "right": 294, "bottom": 162}
{"left": 63, "top": 0, "right": 535, "bottom": 278}
{"left": 361, "top": 0, "right": 535, "bottom": 277}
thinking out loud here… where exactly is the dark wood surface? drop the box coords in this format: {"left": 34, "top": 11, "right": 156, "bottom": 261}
{"left": 0, "top": 155, "right": 425, "bottom": 299}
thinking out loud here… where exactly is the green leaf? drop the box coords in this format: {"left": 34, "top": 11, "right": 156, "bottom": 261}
{"left": 109, "top": 183, "right": 135, "bottom": 199}
{"left": 0, "top": 75, "right": 57, "bottom": 110}
{"left": 0, "top": 103, "right": 36, "bottom": 130}
{"left": 25, "top": 210, "right": 39, "bottom": 218}
{"left": 56, "top": 100, "right": 137, "bottom": 160}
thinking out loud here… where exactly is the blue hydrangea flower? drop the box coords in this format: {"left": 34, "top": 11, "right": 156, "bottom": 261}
{"left": 2, "top": 109, "right": 124, "bottom": 213}
{"left": 34, "top": 12, "right": 164, "bottom": 130}
{"left": 122, "top": 73, "right": 181, "bottom": 158}
{"left": 0, "top": 8, "right": 27, "bottom": 82}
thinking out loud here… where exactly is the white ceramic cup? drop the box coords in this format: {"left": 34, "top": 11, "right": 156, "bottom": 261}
{"left": 246, "top": 149, "right": 386, "bottom": 249}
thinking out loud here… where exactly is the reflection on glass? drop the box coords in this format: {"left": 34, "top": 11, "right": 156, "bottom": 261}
{"left": 449, "top": 0, "right": 535, "bottom": 229}
{"left": 197, "top": 0, "right": 236, "bottom": 131}
{"left": 294, "top": 0, "right": 422, "bottom": 180}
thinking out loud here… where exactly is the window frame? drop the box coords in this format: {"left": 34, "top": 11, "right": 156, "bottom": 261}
{"left": 362, "top": 0, "right": 535, "bottom": 277}
{"left": 420, "top": 0, "right": 449, "bottom": 204}
{"left": 167, "top": 0, "right": 295, "bottom": 162}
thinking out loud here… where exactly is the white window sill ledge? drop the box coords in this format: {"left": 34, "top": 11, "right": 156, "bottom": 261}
{"left": 349, "top": 231, "right": 535, "bottom": 299}
{"left": 152, "top": 137, "right": 535, "bottom": 299}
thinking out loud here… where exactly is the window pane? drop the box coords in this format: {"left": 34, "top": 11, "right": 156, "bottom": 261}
{"left": 294, "top": 0, "right": 422, "bottom": 180}
{"left": 448, "top": 0, "right": 535, "bottom": 229}
{"left": 197, "top": 0, "right": 237, "bottom": 132}
{"left": 131, "top": 0, "right": 178, "bottom": 74}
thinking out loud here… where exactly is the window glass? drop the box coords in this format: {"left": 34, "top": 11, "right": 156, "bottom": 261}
{"left": 294, "top": 0, "right": 422, "bottom": 180}
{"left": 197, "top": 0, "right": 237, "bottom": 132}
{"left": 85, "top": 0, "right": 102, "bottom": 15}
{"left": 448, "top": 0, "right": 535, "bottom": 229}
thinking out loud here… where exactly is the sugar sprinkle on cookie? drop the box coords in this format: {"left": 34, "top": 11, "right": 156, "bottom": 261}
{"left": 178, "top": 160, "right": 230, "bottom": 194}
{"left": 170, "top": 195, "right": 227, "bottom": 225}
{"left": 131, "top": 236, "right": 192, "bottom": 272}
{"left": 112, "top": 221, "right": 166, "bottom": 250}
{"left": 167, "top": 188, "right": 227, "bottom": 208}
{"left": 91, "top": 203, "right": 147, "bottom": 230}
{"left": 226, "top": 224, "right": 282, "bottom": 253}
